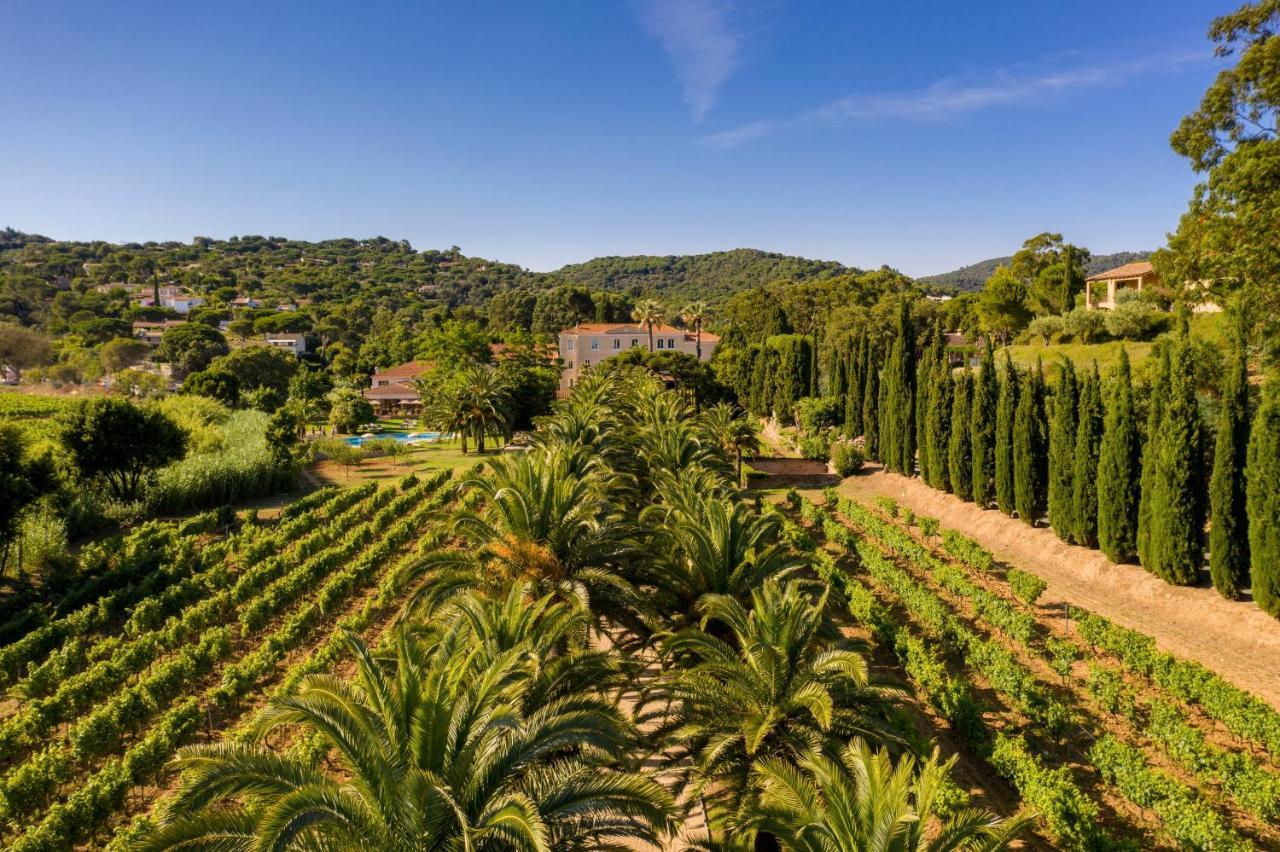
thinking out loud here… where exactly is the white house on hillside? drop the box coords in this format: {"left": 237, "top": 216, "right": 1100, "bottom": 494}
{"left": 264, "top": 332, "right": 308, "bottom": 355}
{"left": 557, "top": 322, "right": 719, "bottom": 391}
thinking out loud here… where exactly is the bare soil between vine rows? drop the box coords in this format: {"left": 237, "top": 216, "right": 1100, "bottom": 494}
{"left": 811, "top": 465, "right": 1280, "bottom": 711}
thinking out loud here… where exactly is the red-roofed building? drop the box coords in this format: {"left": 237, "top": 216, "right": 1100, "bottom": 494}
{"left": 557, "top": 323, "right": 720, "bottom": 391}
{"left": 363, "top": 361, "right": 431, "bottom": 415}
{"left": 1085, "top": 262, "right": 1158, "bottom": 310}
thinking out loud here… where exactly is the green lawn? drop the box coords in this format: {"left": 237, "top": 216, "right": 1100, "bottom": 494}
{"left": 998, "top": 312, "right": 1224, "bottom": 376}
{"left": 309, "top": 435, "right": 487, "bottom": 487}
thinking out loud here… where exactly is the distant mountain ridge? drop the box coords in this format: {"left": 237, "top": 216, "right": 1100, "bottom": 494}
{"left": 917, "top": 250, "right": 1153, "bottom": 292}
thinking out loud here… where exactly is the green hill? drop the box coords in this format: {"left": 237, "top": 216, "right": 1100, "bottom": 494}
{"left": 918, "top": 250, "right": 1153, "bottom": 292}
{"left": 544, "top": 249, "right": 852, "bottom": 305}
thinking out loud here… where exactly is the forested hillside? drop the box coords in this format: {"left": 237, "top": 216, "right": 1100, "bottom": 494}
{"left": 920, "top": 250, "right": 1152, "bottom": 292}
{"left": 547, "top": 248, "right": 851, "bottom": 305}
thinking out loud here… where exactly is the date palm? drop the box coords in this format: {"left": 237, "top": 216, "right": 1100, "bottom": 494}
{"left": 700, "top": 402, "right": 762, "bottom": 481}
{"left": 739, "top": 741, "right": 1031, "bottom": 852}
{"left": 409, "top": 448, "right": 643, "bottom": 636}
{"left": 422, "top": 365, "right": 513, "bottom": 453}
{"left": 137, "top": 631, "right": 673, "bottom": 851}
{"left": 641, "top": 489, "right": 801, "bottom": 627}
{"left": 632, "top": 298, "right": 665, "bottom": 352}
{"left": 681, "top": 301, "right": 710, "bottom": 360}
{"left": 649, "top": 582, "right": 900, "bottom": 822}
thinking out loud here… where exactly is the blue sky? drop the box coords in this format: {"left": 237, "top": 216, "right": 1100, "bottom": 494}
{"left": 0, "top": 0, "right": 1236, "bottom": 276}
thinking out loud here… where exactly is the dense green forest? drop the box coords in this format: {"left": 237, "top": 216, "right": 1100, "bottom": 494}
{"left": 919, "top": 251, "right": 1153, "bottom": 292}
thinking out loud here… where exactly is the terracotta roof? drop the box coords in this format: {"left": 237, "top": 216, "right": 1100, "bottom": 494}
{"left": 363, "top": 381, "right": 420, "bottom": 401}
{"left": 561, "top": 323, "right": 721, "bottom": 342}
{"left": 1087, "top": 261, "right": 1155, "bottom": 282}
{"left": 371, "top": 360, "right": 431, "bottom": 380}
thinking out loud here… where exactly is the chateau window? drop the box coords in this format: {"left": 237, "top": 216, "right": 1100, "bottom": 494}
{"left": 668, "top": 338, "right": 676, "bottom": 348}
{"left": 566, "top": 340, "right": 574, "bottom": 351}
{"left": 632, "top": 339, "right": 639, "bottom": 347}
{"left": 567, "top": 360, "right": 574, "bottom": 369}
{"left": 583, "top": 358, "right": 590, "bottom": 367}
{"left": 656, "top": 339, "right": 665, "bottom": 349}
{"left": 612, "top": 338, "right": 621, "bottom": 349}
{"left": 590, "top": 339, "right": 599, "bottom": 350}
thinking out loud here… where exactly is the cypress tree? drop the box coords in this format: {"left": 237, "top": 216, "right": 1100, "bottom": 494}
{"left": 829, "top": 345, "right": 848, "bottom": 423}
{"left": 1209, "top": 327, "right": 1250, "bottom": 599}
{"left": 925, "top": 357, "right": 953, "bottom": 491}
{"left": 1148, "top": 336, "right": 1205, "bottom": 586}
{"left": 1071, "top": 364, "right": 1103, "bottom": 547}
{"left": 1014, "top": 359, "right": 1047, "bottom": 525}
{"left": 862, "top": 343, "right": 880, "bottom": 460}
{"left": 1048, "top": 360, "right": 1079, "bottom": 541}
{"left": 898, "top": 303, "right": 917, "bottom": 475}
{"left": 1137, "top": 348, "right": 1171, "bottom": 570}
{"left": 1247, "top": 374, "right": 1280, "bottom": 617}
{"left": 916, "top": 333, "right": 935, "bottom": 483}
{"left": 948, "top": 372, "right": 974, "bottom": 501}
{"left": 845, "top": 333, "right": 865, "bottom": 439}
{"left": 970, "top": 340, "right": 998, "bottom": 507}
{"left": 995, "top": 353, "right": 1019, "bottom": 515}
{"left": 1097, "top": 350, "right": 1140, "bottom": 563}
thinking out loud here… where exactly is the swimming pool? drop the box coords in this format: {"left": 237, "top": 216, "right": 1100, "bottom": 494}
{"left": 343, "top": 431, "right": 445, "bottom": 446}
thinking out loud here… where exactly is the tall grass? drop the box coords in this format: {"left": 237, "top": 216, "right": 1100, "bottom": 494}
{"left": 147, "top": 410, "right": 297, "bottom": 514}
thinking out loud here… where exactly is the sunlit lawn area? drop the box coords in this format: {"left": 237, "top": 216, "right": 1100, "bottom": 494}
{"left": 308, "top": 435, "right": 486, "bottom": 486}
{"left": 998, "top": 312, "right": 1223, "bottom": 376}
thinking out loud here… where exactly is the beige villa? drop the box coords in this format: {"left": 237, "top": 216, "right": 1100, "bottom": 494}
{"left": 363, "top": 360, "right": 430, "bottom": 415}
{"left": 557, "top": 322, "right": 719, "bottom": 391}
{"left": 1084, "top": 261, "right": 1159, "bottom": 310}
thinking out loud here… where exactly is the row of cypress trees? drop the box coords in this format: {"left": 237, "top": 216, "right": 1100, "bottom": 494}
{"left": 841, "top": 310, "right": 1279, "bottom": 617}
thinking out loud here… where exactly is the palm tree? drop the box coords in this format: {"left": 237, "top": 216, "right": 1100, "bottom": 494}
{"left": 701, "top": 402, "right": 762, "bottom": 481}
{"left": 739, "top": 741, "right": 1031, "bottom": 851}
{"left": 632, "top": 298, "right": 665, "bottom": 352}
{"left": 649, "top": 582, "right": 900, "bottom": 823}
{"left": 681, "top": 301, "right": 711, "bottom": 360}
{"left": 422, "top": 364, "right": 513, "bottom": 453}
{"left": 138, "top": 631, "right": 673, "bottom": 851}
{"left": 641, "top": 488, "right": 801, "bottom": 626}
{"left": 407, "top": 448, "right": 644, "bottom": 636}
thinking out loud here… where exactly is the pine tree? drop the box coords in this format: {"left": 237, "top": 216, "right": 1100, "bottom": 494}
{"left": 1013, "top": 359, "right": 1047, "bottom": 525}
{"left": 1071, "top": 364, "right": 1103, "bottom": 547}
{"left": 1137, "top": 348, "right": 1171, "bottom": 570}
{"left": 970, "top": 340, "right": 998, "bottom": 507}
{"left": 1247, "top": 373, "right": 1280, "bottom": 617}
{"left": 1209, "top": 327, "right": 1250, "bottom": 599}
{"left": 1148, "top": 336, "right": 1206, "bottom": 586}
{"left": 1097, "top": 350, "right": 1140, "bottom": 563}
{"left": 862, "top": 343, "right": 880, "bottom": 461}
{"left": 925, "top": 356, "right": 953, "bottom": 492}
{"left": 948, "top": 372, "right": 974, "bottom": 501}
{"left": 995, "top": 353, "right": 1019, "bottom": 515}
{"left": 1048, "top": 360, "right": 1079, "bottom": 541}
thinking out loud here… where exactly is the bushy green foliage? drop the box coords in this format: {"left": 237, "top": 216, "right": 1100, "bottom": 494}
{"left": 58, "top": 398, "right": 187, "bottom": 502}
{"left": 828, "top": 439, "right": 863, "bottom": 476}
{"left": 793, "top": 395, "right": 839, "bottom": 431}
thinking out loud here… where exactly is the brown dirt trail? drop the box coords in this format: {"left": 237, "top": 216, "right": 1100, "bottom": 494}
{"left": 817, "top": 465, "right": 1280, "bottom": 711}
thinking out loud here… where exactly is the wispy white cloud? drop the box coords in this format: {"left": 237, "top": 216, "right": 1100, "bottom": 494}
{"left": 639, "top": 0, "right": 741, "bottom": 122}
{"left": 703, "top": 54, "right": 1205, "bottom": 148}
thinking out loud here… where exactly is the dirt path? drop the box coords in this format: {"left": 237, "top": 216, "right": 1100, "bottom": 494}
{"left": 815, "top": 465, "right": 1280, "bottom": 711}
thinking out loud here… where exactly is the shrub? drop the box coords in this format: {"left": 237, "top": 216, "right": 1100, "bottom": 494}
{"left": 1027, "top": 315, "right": 1065, "bottom": 345}
{"left": 828, "top": 440, "right": 864, "bottom": 476}
{"left": 1063, "top": 307, "right": 1107, "bottom": 343}
{"left": 1105, "top": 298, "right": 1167, "bottom": 341}
{"left": 794, "top": 397, "right": 840, "bottom": 432}
{"left": 874, "top": 495, "right": 899, "bottom": 517}
{"left": 918, "top": 516, "right": 940, "bottom": 539}
{"left": 798, "top": 432, "right": 831, "bottom": 460}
